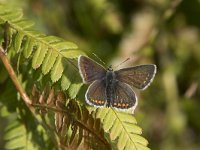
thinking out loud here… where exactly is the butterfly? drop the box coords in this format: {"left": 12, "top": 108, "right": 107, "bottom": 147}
{"left": 78, "top": 55, "right": 156, "bottom": 111}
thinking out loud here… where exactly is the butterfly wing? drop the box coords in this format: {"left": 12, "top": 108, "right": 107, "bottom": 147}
{"left": 111, "top": 81, "right": 137, "bottom": 110}
{"left": 78, "top": 56, "right": 106, "bottom": 84}
{"left": 85, "top": 80, "right": 107, "bottom": 107}
{"left": 115, "top": 64, "right": 156, "bottom": 90}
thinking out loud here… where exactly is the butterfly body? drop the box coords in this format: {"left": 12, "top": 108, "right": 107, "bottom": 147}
{"left": 105, "top": 66, "right": 116, "bottom": 107}
{"left": 78, "top": 55, "right": 156, "bottom": 111}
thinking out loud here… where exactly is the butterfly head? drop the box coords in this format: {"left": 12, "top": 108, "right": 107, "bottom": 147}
{"left": 107, "top": 65, "right": 113, "bottom": 71}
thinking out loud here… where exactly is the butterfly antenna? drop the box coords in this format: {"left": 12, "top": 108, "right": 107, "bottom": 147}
{"left": 114, "top": 58, "right": 130, "bottom": 69}
{"left": 92, "top": 53, "right": 106, "bottom": 65}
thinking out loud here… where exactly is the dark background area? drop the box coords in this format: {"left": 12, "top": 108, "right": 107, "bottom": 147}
{"left": 1, "top": 0, "right": 200, "bottom": 149}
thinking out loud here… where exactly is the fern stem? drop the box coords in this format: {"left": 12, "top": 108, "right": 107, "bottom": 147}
{"left": 0, "top": 46, "right": 32, "bottom": 106}
{"left": 33, "top": 103, "right": 111, "bottom": 149}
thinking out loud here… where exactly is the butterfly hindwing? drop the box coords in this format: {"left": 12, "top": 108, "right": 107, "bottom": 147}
{"left": 78, "top": 56, "right": 106, "bottom": 84}
{"left": 112, "top": 81, "right": 137, "bottom": 109}
{"left": 115, "top": 65, "right": 156, "bottom": 90}
{"left": 85, "top": 80, "right": 106, "bottom": 107}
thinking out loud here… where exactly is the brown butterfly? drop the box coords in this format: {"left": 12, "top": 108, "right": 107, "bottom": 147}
{"left": 78, "top": 55, "right": 156, "bottom": 111}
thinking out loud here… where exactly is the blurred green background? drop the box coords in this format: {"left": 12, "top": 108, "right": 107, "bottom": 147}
{"left": 1, "top": 0, "right": 200, "bottom": 149}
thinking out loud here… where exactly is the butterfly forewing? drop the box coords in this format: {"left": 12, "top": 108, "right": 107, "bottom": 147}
{"left": 78, "top": 56, "right": 106, "bottom": 84}
{"left": 115, "top": 65, "right": 156, "bottom": 90}
{"left": 112, "top": 81, "right": 137, "bottom": 109}
{"left": 85, "top": 80, "right": 106, "bottom": 107}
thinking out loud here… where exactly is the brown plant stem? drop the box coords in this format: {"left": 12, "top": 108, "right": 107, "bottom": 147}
{"left": 0, "top": 46, "right": 33, "bottom": 107}
{"left": 0, "top": 45, "right": 61, "bottom": 146}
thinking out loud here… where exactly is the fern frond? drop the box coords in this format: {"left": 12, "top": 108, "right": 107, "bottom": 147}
{"left": 60, "top": 60, "right": 83, "bottom": 98}
{"left": 31, "top": 85, "right": 111, "bottom": 150}
{"left": 0, "top": 5, "right": 23, "bottom": 24}
{"left": 4, "top": 120, "right": 46, "bottom": 150}
{"left": 94, "top": 108, "right": 150, "bottom": 150}
{"left": 0, "top": 4, "right": 85, "bottom": 98}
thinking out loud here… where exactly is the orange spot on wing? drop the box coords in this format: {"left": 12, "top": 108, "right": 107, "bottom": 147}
{"left": 91, "top": 99, "right": 105, "bottom": 105}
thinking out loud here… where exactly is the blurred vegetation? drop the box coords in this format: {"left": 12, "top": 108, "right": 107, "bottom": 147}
{"left": 1, "top": 0, "right": 200, "bottom": 150}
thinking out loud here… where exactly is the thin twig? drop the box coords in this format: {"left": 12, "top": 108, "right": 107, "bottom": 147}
{"left": 0, "top": 46, "right": 32, "bottom": 106}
